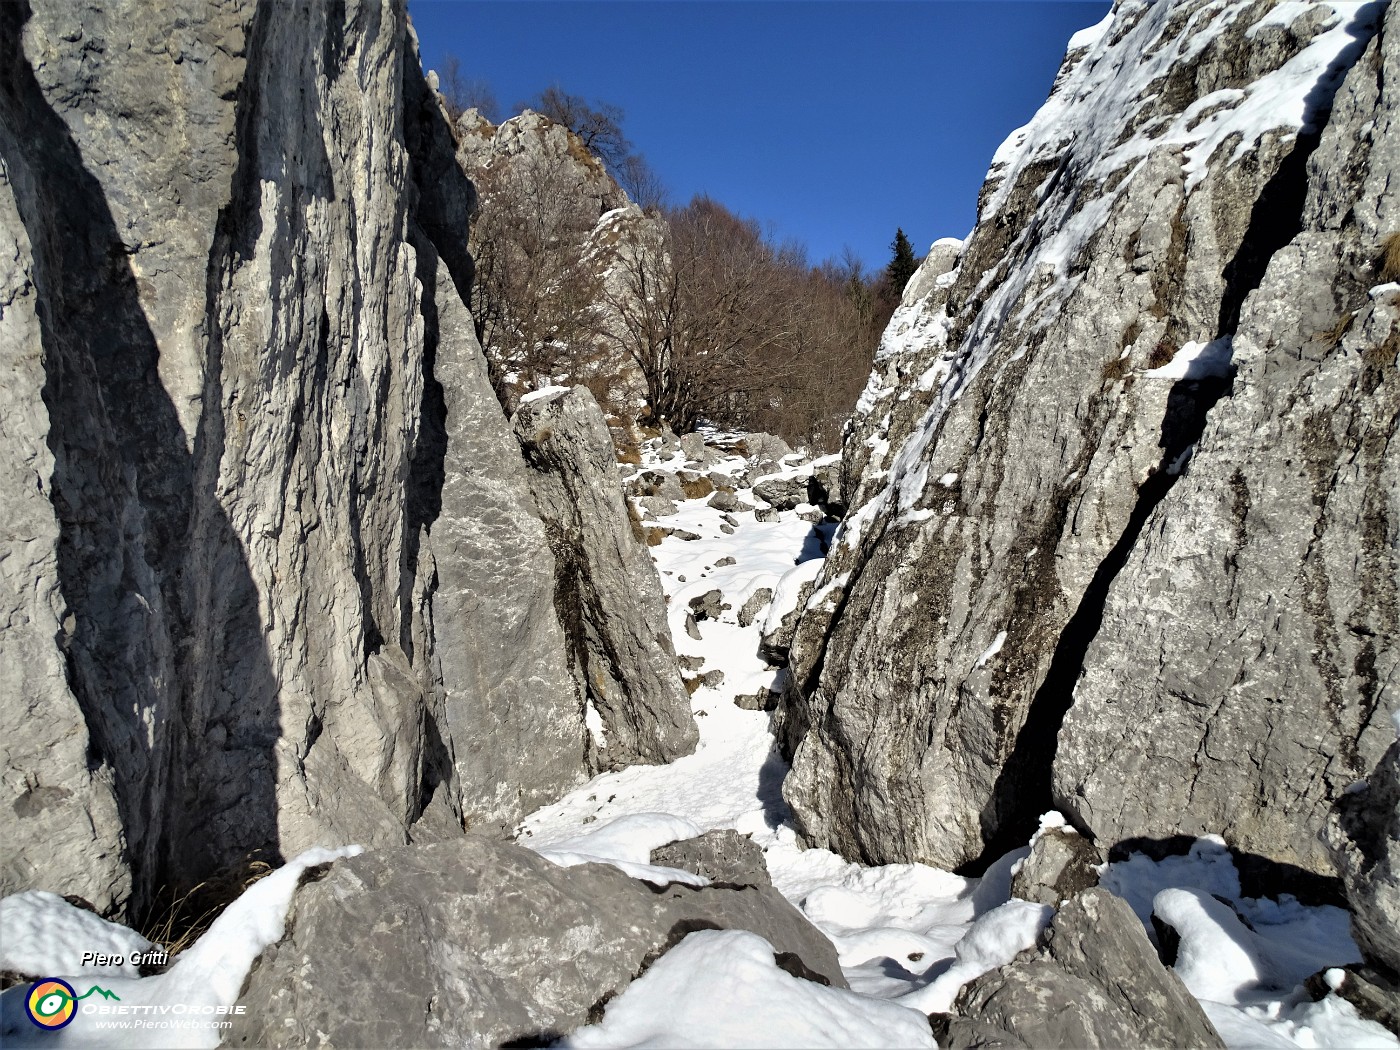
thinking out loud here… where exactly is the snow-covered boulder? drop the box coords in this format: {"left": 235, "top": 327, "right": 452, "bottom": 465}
{"left": 753, "top": 469, "right": 817, "bottom": 512}
{"left": 1009, "top": 821, "right": 1103, "bottom": 907}
{"left": 230, "top": 836, "right": 844, "bottom": 1048}
{"left": 934, "top": 889, "right": 1225, "bottom": 1049}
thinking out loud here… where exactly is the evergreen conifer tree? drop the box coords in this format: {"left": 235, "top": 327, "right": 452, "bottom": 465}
{"left": 886, "top": 228, "right": 919, "bottom": 293}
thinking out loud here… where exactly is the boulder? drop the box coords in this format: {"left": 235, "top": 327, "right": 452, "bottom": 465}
{"left": 231, "top": 836, "right": 843, "bottom": 1048}
{"left": 707, "top": 489, "right": 753, "bottom": 514}
{"left": 628, "top": 469, "right": 685, "bottom": 502}
{"left": 1010, "top": 824, "right": 1104, "bottom": 906}
{"left": 651, "top": 830, "right": 773, "bottom": 888}
{"left": 738, "top": 588, "right": 775, "bottom": 629}
{"left": 752, "top": 471, "right": 813, "bottom": 511}
{"left": 637, "top": 494, "right": 678, "bottom": 518}
{"left": 745, "top": 433, "right": 792, "bottom": 463}
{"left": 935, "top": 889, "right": 1224, "bottom": 1049}
{"left": 688, "top": 590, "right": 729, "bottom": 622}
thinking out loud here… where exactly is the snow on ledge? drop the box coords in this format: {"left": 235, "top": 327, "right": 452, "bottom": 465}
{"left": 520, "top": 384, "right": 573, "bottom": 405}
{"left": 1143, "top": 337, "right": 1235, "bottom": 380}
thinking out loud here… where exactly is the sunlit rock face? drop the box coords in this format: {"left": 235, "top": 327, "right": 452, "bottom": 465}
{"left": 778, "top": 0, "right": 1397, "bottom": 877}
{"left": 0, "top": 0, "right": 691, "bottom": 917}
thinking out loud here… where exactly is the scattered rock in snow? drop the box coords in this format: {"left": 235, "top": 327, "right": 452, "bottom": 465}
{"left": 736, "top": 688, "right": 780, "bottom": 713}
{"left": 708, "top": 489, "right": 753, "bottom": 514}
{"left": 637, "top": 494, "right": 678, "bottom": 518}
{"left": 752, "top": 472, "right": 814, "bottom": 511}
{"left": 629, "top": 470, "right": 684, "bottom": 502}
{"left": 688, "top": 590, "right": 729, "bottom": 621}
{"left": 651, "top": 830, "right": 773, "bottom": 889}
{"left": 738, "top": 588, "right": 775, "bottom": 628}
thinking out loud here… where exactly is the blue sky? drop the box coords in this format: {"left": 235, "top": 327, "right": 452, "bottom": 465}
{"left": 409, "top": 1, "right": 1112, "bottom": 271}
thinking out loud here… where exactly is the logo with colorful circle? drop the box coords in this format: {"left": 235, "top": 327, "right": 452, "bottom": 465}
{"left": 24, "top": 978, "right": 121, "bottom": 1030}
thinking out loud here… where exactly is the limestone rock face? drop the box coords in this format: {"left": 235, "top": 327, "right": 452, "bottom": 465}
{"left": 231, "top": 836, "right": 843, "bottom": 1048}
{"left": 454, "top": 107, "right": 659, "bottom": 420}
{"left": 454, "top": 108, "right": 625, "bottom": 221}
{"left": 936, "top": 889, "right": 1224, "bottom": 1049}
{"left": 512, "top": 387, "right": 698, "bottom": 768}
{"left": 0, "top": 0, "right": 674, "bottom": 916}
{"left": 1054, "top": 0, "right": 1400, "bottom": 874}
{"left": 1326, "top": 739, "right": 1400, "bottom": 977}
{"left": 778, "top": 0, "right": 1396, "bottom": 874}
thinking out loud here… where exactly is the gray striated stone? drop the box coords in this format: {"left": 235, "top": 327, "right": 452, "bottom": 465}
{"left": 1010, "top": 825, "right": 1103, "bottom": 907}
{"left": 779, "top": 0, "right": 1394, "bottom": 874}
{"left": 512, "top": 387, "right": 698, "bottom": 770}
{"left": 651, "top": 830, "right": 773, "bottom": 888}
{"left": 1326, "top": 739, "right": 1400, "bottom": 978}
{"left": 0, "top": 0, "right": 685, "bottom": 916}
{"left": 936, "top": 889, "right": 1224, "bottom": 1049}
{"left": 231, "top": 836, "right": 842, "bottom": 1048}
{"left": 1055, "top": 0, "right": 1399, "bottom": 873}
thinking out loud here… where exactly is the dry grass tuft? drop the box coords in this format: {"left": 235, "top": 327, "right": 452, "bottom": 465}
{"left": 624, "top": 499, "right": 647, "bottom": 544}
{"left": 680, "top": 476, "right": 714, "bottom": 500}
{"left": 1380, "top": 231, "right": 1400, "bottom": 283}
{"left": 1321, "top": 310, "right": 1355, "bottom": 350}
{"left": 1101, "top": 355, "right": 1130, "bottom": 382}
{"left": 1148, "top": 340, "right": 1176, "bottom": 369}
{"left": 140, "top": 854, "right": 277, "bottom": 962}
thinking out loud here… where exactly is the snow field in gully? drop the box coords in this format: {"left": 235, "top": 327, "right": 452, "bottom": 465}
{"left": 520, "top": 433, "right": 1399, "bottom": 1049}
{"left": 0, "top": 430, "right": 1391, "bottom": 1049}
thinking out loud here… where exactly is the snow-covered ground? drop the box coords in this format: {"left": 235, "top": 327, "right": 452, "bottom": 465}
{"left": 0, "top": 431, "right": 1393, "bottom": 1049}
{"left": 521, "top": 431, "right": 1399, "bottom": 1050}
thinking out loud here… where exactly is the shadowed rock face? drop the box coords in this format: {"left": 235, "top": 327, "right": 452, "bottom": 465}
{"left": 0, "top": 0, "right": 684, "bottom": 919}
{"left": 778, "top": 0, "right": 1396, "bottom": 876}
{"left": 1327, "top": 740, "right": 1400, "bottom": 978}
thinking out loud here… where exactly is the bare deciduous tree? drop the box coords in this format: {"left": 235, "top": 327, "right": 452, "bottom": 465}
{"left": 438, "top": 55, "right": 501, "bottom": 124}
{"left": 468, "top": 152, "right": 605, "bottom": 405}
{"left": 527, "top": 86, "right": 633, "bottom": 174}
